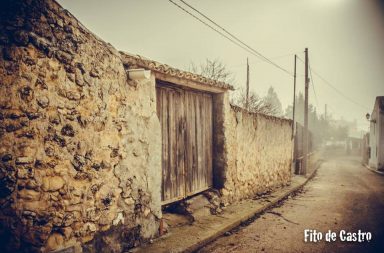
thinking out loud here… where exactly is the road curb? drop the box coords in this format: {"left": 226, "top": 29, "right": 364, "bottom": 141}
{"left": 134, "top": 161, "right": 323, "bottom": 253}
{"left": 365, "top": 165, "right": 384, "bottom": 176}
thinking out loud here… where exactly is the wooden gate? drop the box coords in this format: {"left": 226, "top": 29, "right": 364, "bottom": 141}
{"left": 156, "top": 82, "right": 213, "bottom": 204}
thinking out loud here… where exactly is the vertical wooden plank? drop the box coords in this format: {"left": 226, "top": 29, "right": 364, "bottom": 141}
{"left": 175, "top": 89, "right": 180, "bottom": 199}
{"left": 194, "top": 92, "right": 198, "bottom": 192}
{"left": 191, "top": 92, "right": 196, "bottom": 194}
{"left": 200, "top": 94, "right": 206, "bottom": 191}
{"left": 184, "top": 91, "right": 192, "bottom": 194}
{"left": 188, "top": 92, "right": 194, "bottom": 194}
{"left": 202, "top": 94, "right": 207, "bottom": 188}
{"left": 161, "top": 88, "right": 171, "bottom": 201}
{"left": 166, "top": 88, "right": 172, "bottom": 201}
{"left": 184, "top": 91, "right": 189, "bottom": 194}
{"left": 175, "top": 90, "right": 180, "bottom": 198}
{"left": 204, "top": 94, "right": 213, "bottom": 187}
{"left": 170, "top": 89, "right": 178, "bottom": 200}
{"left": 191, "top": 92, "right": 196, "bottom": 193}
{"left": 196, "top": 92, "right": 203, "bottom": 192}
{"left": 175, "top": 89, "right": 185, "bottom": 198}
{"left": 190, "top": 91, "right": 197, "bottom": 194}
{"left": 169, "top": 89, "right": 174, "bottom": 200}
{"left": 208, "top": 94, "right": 213, "bottom": 186}
{"left": 192, "top": 92, "right": 199, "bottom": 193}
{"left": 156, "top": 88, "right": 162, "bottom": 200}
{"left": 158, "top": 88, "right": 164, "bottom": 201}
{"left": 159, "top": 88, "right": 164, "bottom": 201}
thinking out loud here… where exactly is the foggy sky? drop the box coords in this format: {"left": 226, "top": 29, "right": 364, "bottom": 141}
{"left": 57, "top": 0, "right": 384, "bottom": 130}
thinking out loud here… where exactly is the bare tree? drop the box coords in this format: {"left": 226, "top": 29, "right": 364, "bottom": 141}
{"left": 232, "top": 89, "right": 282, "bottom": 116}
{"left": 189, "top": 58, "right": 235, "bottom": 84}
{"left": 189, "top": 59, "right": 281, "bottom": 116}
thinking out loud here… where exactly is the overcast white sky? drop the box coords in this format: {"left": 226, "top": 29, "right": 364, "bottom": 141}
{"left": 58, "top": 0, "right": 384, "bottom": 130}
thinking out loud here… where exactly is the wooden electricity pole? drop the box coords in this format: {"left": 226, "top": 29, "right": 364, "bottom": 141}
{"left": 245, "top": 58, "right": 250, "bottom": 110}
{"left": 303, "top": 48, "right": 309, "bottom": 175}
{"left": 292, "top": 55, "right": 297, "bottom": 139}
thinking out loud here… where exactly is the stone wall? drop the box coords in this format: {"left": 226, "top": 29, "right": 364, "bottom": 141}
{"left": 0, "top": 0, "right": 161, "bottom": 252}
{"left": 218, "top": 105, "right": 293, "bottom": 203}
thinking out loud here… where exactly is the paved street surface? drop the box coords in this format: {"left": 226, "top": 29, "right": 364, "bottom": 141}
{"left": 198, "top": 152, "right": 384, "bottom": 253}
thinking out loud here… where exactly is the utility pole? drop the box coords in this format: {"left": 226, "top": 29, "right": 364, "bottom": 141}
{"left": 292, "top": 55, "right": 298, "bottom": 175}
{"left": 303, "top": 48, "right": 309, "bottom": 175}
{"left": 245, "top": 58, "right": 250, "bottom": 110}
{"left": 292, "top": 55, "right": 297, "bottom": 139}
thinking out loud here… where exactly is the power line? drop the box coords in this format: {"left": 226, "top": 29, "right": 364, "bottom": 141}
{"left": 177, "top": 0, "right": 288, "bottom": 72}
{"left": 168, "top": 0, "right": 259, "bottom": 58}
{"left": 270, "top": 51, "right": 302, "bottom": 60}
{"left": 169, "top": 0, "right": 293, "bottom": 76}
{"left": 308, "top": 61, "right": 319, "bottom": 108}
{"left": 296, "top": 55, "right": 305, "bottom": 64}
{"left": 228, "top": 52, "right": 301, "bottom": 68}
{"left": 309, "top": 67, "right": 370, "bottom": 110}
{"left": 170, "top": 0, "right": 369, "bottom": 112}
{"left": 297, "top": 56, "right": 368, "bottom": 111}
{"left": 178, "top": 0, "right": 293, "bottom": 76}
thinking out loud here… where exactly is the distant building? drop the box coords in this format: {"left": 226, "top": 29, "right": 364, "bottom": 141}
{"left": 368, "top": 96, "right": 384, "bottom": 170}
{"left": 346, "top": 137, "right": 363, "bottom": 156}
{"left": 346, "top": 126, "right": 364, "bottom": 156}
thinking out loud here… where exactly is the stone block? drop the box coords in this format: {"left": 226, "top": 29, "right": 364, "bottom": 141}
{"left": 15, "top": 157, "right": 34, "bottom": 165}
{"left": 42, "top": 176, "right": 65, "bottom": 192}
{"left": 18, "top": 189, "right": 41, "bottom": 201}
{"left": 45, "top": 233, "right": 65, "bottom": 252}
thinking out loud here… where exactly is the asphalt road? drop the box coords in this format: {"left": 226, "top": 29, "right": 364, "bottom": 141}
{"left": 198, "top": 152, "right": 384, "bottom": 253}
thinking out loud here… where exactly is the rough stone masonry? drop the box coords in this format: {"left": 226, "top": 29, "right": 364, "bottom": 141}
{"left": 0, "top": 0, "right": 161, "bottom": 252}
{"left": 223, "top": 105, "right": 292, "bottom": 203}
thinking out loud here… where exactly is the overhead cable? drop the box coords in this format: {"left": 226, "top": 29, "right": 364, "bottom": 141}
{"left": 169, "top": 0, "right": 293, "bottom": 76}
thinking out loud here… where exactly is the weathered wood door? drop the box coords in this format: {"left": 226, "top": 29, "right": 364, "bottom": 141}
{"left": 156, "top": 82, "right": 213, "bottom": 204}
